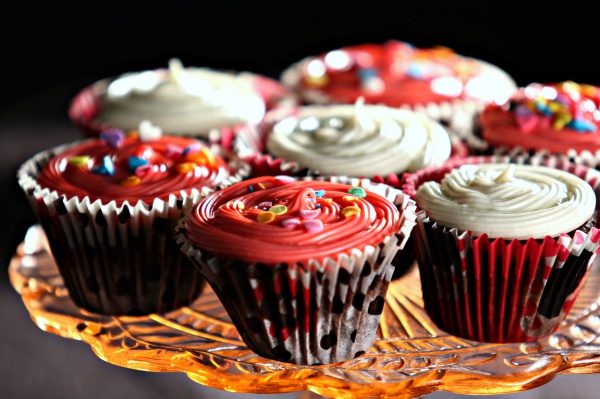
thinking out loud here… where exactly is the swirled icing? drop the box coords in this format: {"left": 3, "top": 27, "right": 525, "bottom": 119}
{"left": 288, "top": 41, "right": 516, "bottom": 106}
{"left": 415, "top": 163, "right": 595, "bottom": 239}
{"left": 98, "top": 59, "right": 266, "bottom": 134}
{"left": 480, "top": 81, "right": 600, "bottom": 154}
{"left": 36, "top": 132, "right": 230, "bottom": 206}
{"left": 183, "top": 176, "right": 400, "bottom": 265}
{"left": 265, "top": 99, "right": 452, "bottom": 176}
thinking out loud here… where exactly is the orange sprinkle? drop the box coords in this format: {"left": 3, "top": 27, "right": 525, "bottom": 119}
{"left": 175, "top": 162, "right": 197, "bottom": 174}
{"left": 120, "top": 175, "right": 140, "bottom": 186}
{"left": 342, "top": 195, "right": 358, "bottom": 201}
{"left": 257, "top": 211, "right": 275, "bottom": 224}
{"left": 257, "top": 183, "right": 266, "bottom": 190}
{"left": 341, "top": 206, "right": 361, "bottom": 217}
{"left": 322, "top": 198, "right": 333, "bottom": 204}
{"left": 127, "top": 131, "right": 139, "bottom": 139}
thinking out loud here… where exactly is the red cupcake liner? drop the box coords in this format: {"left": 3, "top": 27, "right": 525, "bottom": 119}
{"left": 404, "top": 155, "right": 600, "bottom": 342}
{"left": 69, "top": 71, "right": 297, "bottom": 151}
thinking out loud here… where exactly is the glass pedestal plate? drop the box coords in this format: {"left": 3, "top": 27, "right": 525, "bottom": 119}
{"left": 9, "top": 226, "right": 600, "bottom": 399}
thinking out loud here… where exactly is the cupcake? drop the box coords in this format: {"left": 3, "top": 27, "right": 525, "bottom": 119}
{"left": 176, "top": 175, "right": 417, "bottom": 364}
{"left": 479, "top": 81, "right": 600, "bottom": 166}
{"left": 404, "top": 156, "right": 600, "bottom": 342}
{"left": 69, "top": 58, "right": 294, "bottom": 142}
{"left": 282, "top": 40, "right": 516, "bottom": 135}
{"left": 17, "top": 122, "right": 249, "bottom": 315}
{"left": 236, "top": 98, "right": 467, "bottom": 185}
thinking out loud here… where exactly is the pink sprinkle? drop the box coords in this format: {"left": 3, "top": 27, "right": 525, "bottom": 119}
{"left": 166, "top": 144, "right": 184, "bottom": 158}
{"left": 274, "top": 175, "right": 295, "bottom": 184}
{"left": 299, "top": 210, "right": 320, "bottom": 220}
{"left": 258, "top": 201, "right": 273, "bottom": 208}
{"left": 575, "top": 231, "right": 585, "bottom": 245}
{"left": 135, "top": 164, "right": 152, "bottom": 178}
{"left": 303, "top": 219, "right": 323, "bottom": 233}
{"left": 281, "top": 218, "right": 301, "bottom": 229}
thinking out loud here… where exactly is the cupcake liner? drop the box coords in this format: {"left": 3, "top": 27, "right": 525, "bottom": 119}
{"left": 234, "top": 107, "right": 468, "bottom": 188}
{"left": 69, "top": 72, "right": 297, "bottom": 147}
{"left": 176, "top": 177, "right": 417, "bottom": 364}
{"left": 18, "top": 141, "right": 250, "bottom": 316}
{"left": 404, "top": 155, "right": 600, "bottom": 342}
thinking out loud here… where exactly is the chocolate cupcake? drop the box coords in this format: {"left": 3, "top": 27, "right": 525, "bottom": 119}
{"left": 404, "top": 156, "right": 600, "bottom": 342}
{"left": 176, "top": 175, "right": 417, "bottom": 364}
{"left": 18, "top": 122, "right": 249, "bottom": 315}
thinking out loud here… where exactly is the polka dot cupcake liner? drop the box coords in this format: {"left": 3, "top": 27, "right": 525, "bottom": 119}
{"left": 176, "top": 176, "right": 417, "bottom": 365}
{"left": 404, "top": 155, "right": 600, "bottom": 343}
{"left": 18, "top": 140, "right": 250, "bottom": 316}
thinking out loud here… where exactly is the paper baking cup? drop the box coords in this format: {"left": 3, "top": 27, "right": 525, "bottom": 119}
{"left": 69, "top": 72, "right": 297, "bottom": 148}
{"left": 404, "top": 155, "right": 600, "bottom": 342}
{"left": 18, "top": 141, "right": 249, "bottom": 316}
{"left": 176, "top": 177, "right": 417, "bottom": 364}
{"left": 234, "top": 107, "right": 468, "bottom": 188}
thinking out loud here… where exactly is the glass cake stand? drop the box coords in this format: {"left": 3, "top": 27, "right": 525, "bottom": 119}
{"left": 9, "top": 226, "right": 600, "bottom": 399}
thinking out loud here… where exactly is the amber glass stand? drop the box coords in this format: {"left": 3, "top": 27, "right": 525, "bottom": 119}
{"left": 9, "top": 226, "right": 600, "bottom": 399}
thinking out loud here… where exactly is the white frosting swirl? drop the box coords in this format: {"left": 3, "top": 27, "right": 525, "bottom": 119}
{"left": 415, "top": 163, "right": 596, "bottom": 239}
{"left": 266, "top": 99, "right": 451, "bottom": 176}
{"left": 99, "top": 59, "right": 266, "bottom": 135}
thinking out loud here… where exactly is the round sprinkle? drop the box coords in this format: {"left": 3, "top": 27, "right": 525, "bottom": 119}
{"left": 235, "top": 201, "right": 245, "bottom": 210}
{"left": 258, "top": 201, "right": 273, "bottom": 209}
{"left": 348, "top": 187, "right": 366, "bottom": 198}
{"left": 303, "top": 219, "right": 324, "bottom": 233}
{"left": 341, "top": 206, "right": 361, "bottom": 217}
{"left": 120, "top": 176, "right": 140, "bottom": 186}
{"left": 274, "top": 175, "right": 295, "bottom": 184}
{"left": 269, "top": 205, "right": 288, "bottom": 215}
{"left": 315, "top": 190, "right": 325, "bottom": 198}
{"left": 257, "top": 211, "right": 275, "bottom": 224}
{"left": 68, "top": 155, "right": 90, "bottom": 167}
{"left": 257, "top": 183, "right": 266, "bottom": 190}
{"left": 281, "top": 218, "right": 301, "bottom": 229}
{"left": 175, "top": 162, "right": 197, "bottom": 174}
{"left": 299, "top": 209, "right": 320, "bottom": 220}
{"left": 342, "top": 195, "right": 358, "bottom": 201}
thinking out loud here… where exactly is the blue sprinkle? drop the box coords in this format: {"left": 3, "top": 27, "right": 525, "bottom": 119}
{"left": 316, "top": 204, "right": 321, "bottom": 209}
{"left": 535, "top": 102, "right": 553, "bottom": 116}
{"left": 308, "top": 198, "right": 316, "bottom": 203}
{"left": 248, "top": 186, "right": 254, "bottom": 193}
{"left": 567, "top": 119, "right": 597, "bottom": 132}
{"left": 406, "top": 64, "right": 426, "bottom": 79}
{"left": 357, "top": 68, "right": 379, "bottom": 79}
{"left": 315, "top": 190, "right": 325, "bottom": 198}
{"left": 263, "top": 207, "right": 268, "bottom": 211}
{"left": 92, "top": 155, "right": 115, "bottom": 176}
{"left": 128, "top": 156, "right": 149, "bottom": 173}
{"left": 182, "top": 144, "right": 201, "bottom": 156}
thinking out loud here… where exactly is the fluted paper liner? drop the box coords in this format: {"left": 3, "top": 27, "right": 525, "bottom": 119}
{"left": 18, "top": 141, "right": 250, "bottom": 316}
{"left": 176, "top": 177, "right": 417, "bottom": 365}
{"left": 405, "top": 155, "right": 600, "bottom": 342}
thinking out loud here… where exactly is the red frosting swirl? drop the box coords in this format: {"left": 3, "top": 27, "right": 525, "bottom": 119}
{"left": 37, "top": 134, "right": 230, "bottom": 206}
{"left": 293, "top": 40, "right": 513, "bottom": 106}
{"left": 183, "top": 176, "right": 401, "bottom": 266}
{"left": 480, "top": 82, "right": 600, "bottom": 154}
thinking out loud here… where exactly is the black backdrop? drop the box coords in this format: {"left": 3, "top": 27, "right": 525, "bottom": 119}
{"left": 2, "top": 1, "right": 600, "bottom": 398}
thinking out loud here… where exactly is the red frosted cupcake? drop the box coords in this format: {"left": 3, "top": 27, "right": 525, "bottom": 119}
{"left": 282, "top": 40, "right": 516, "bottom": 135}
{"left": 18, "top": 122, "right": 249, "bottom": 315}
{"left": 403, "top": 156, "right": 600, "bottom": 342}
{"left": 176, "top": 175, "right": 417, "bottom": 364}
{"left": 479, "top": 81, "right": 600, "bottom": 165}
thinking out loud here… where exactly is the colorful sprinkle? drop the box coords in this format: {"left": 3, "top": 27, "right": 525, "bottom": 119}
{"left": 257, "top": 183, "right": 266, "bottom": 190}
{"left": 92, "top": 156, "right": 115, "bottom": 176}
{"left": 128, "top": 156, "right": 150, "bottom": 173}
{"left": 281, "top": 218, "right": 301, "bottom": 229}
{"left": 235, "top": 201, "right": 245, "bottom": 210}
{"left": 322, "top": 198, "right": 333, "bottom": 204}
{"left": 99, "top": 129, "right": 124, "bottom": 148}
{"left": 248, "top": 185, "right": 254, "bottom": 193}
{"left": 166, "top": 144, "right": 184, "bottom": 158}
{"left": 316, "top": 204, "right": 321, "bottom": 209}
{"left": 175, "top": 162, "right": 196, "bottom": 174}
{"left": 274, "top": 175, "right": 295, "bottom": 184}
{"left": 68, "top": 155, "right": 90, "bottom": 167}
{"left": 342, "top": 195, "right": 359, "bottom": 201}
{"left": 257, "top": 211, "right": 275, "bottom": 224}
{"left": 341, "top": 206, "right": 361, "bottom": 217}
{"left": 348, "top": 187, "right": 366, "bottom": 198}
{"left": 299, "top": 209, "right": 320, "bottom": 220}
{"left": 315, "top": 190, "right": 325, "bottom": 197}
{"left": 258, "top": 201, "right": 273, "bottom": 209}
{"left": 303, "top": 219, "right": 324, "bottom": 233}
{"left": 120, "top": 176, "right": 140, "bottom": 186}
{"left": 135, "top": 164, "right": 152, "bottom": 178}
{"left": 182, "top": 143, "right": 201, "bottom": 156}
{"left": 269, "top": 205, "right": 288, "bottom": 215}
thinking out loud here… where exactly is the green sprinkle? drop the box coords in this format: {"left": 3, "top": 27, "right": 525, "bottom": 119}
{"left": 348, "top": 187, "right": 366, "bottom": 198}
{"left": 269, "top": 205, "right": 288, "bottom": 215}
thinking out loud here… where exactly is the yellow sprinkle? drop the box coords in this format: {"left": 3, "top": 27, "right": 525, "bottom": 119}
{"left": 68, "top": 155, "right": 90, "bottom": 167}
{"left": 175, "top": 162, "right": 197, "bottom": 174}
{"left": 547, "top": 101, "right": 565, "bottom": 112}
{"left": 341, "top": 206, "right": 361, "bottom": 217}
{"left": 269, "top": 205, "right": 287, "bottom": 215}
{"left": 235, "top": 201, "right": 245, "bottom": 210}
{"left": 304, "top": 74, "right": 329, "bottom": 87}
{"left": 257, "top": 183, "right": 266, "bottom": 190}
{"left": 257, "top": 211, "right": 275, "bottom": 224}
{"left": 120, "top": 175, "right": 140, "bottom": 186}
{"left": 322, "top": 198, "right": 333, "bottom": 204}
{"left": 553, "top": 113, "right": 572, "bottom": 130}
{"left": 342, "top": 195, "right": 358, "bottom": 201}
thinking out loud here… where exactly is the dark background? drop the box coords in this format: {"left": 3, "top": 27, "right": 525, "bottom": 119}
{"left": 2, "top": 1, "right": 600, "bottom": 398}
